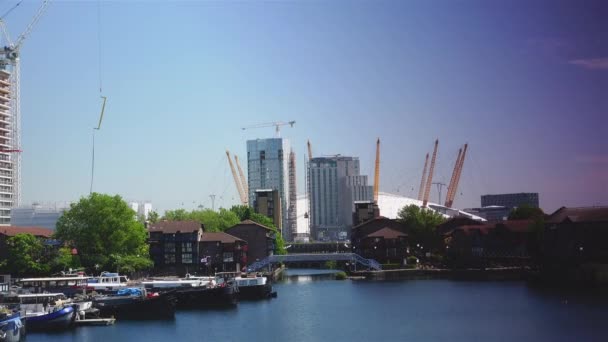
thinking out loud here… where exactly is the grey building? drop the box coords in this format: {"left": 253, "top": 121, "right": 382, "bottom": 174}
{"left": 247, "top": 138, "right": 292, "bottom": 239}
{"left": 10, "top": 205, "right": 68, "bottom": 230}
{"left": 463, "top": 206, "right": 511, "bottom": 222}
{"left": 481, "top": 193, "right": 539, "bottom": 209}
{"left": 308, "top": 156, "right": 373, "bottom": 241}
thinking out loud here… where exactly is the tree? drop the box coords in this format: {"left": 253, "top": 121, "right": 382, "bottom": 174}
{"left": 0, "top": 234, "right": 50, "bottom": 277}
{"left": 508, "top": 205, "right": 544, "bottom": 220}
{"left": 148, "top": 210, "right": 160, "bottom": 224}
{"left": 49, "top": 247, "right": 81, "bottom": 273}
{"left": 397, "top": 205, "right": 446, "bottom": 253}
{"left": 163, "top": 208, "right": 189, "bottom": 221}
{"left": 54, "top": 193, "right": 153, "bottom": 274}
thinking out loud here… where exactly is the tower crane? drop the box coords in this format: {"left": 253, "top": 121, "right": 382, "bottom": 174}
{"left": 0, "top": 0, "right": 51, "bottom": 206}
{"left": 417, "top": 153, "right": 429, "bottom": 201}
{"left": 444, "top": 147, "right": 463, "bottom": 207}
{"left": 242, "top": 121, "right": 295, "bottom": 137}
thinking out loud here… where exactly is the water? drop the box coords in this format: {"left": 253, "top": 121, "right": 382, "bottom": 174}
{"left": 28, "top": 269, "right": 608, "bottom": 341}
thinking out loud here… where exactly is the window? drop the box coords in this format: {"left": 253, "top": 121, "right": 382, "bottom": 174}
{"left": 182, "top": 253, "right": 193, "bottom": 264}
{"left": 182, "top": 242, "right": 192, "bottom": 252}
{"left": 223, "top": 252, "right": 234, "bottom": 262}
{"left": 165, "top": 242, "right": 175, "bottom": 253}
{"left": 164, "top": 253, "right": 176, "bottom": 264}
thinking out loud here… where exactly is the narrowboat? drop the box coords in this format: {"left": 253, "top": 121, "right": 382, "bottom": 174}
{"left": 93, "top": 288, "right": 176, "bottom": 319}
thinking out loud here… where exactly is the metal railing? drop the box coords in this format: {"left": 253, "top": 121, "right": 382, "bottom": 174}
{"left": 246, "top": 253, "right": 382, "bottom": 272}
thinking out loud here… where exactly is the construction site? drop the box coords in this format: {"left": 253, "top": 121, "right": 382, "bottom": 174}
{"left": 224, "top": 120, "right": 481, "bottom": 243}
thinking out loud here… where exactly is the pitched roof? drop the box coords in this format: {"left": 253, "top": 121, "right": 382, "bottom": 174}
{"left": 0, "top": 226, "right": 53, "bottom": 238}
{"left": 364, "top": 227, "right": 408, "bottom": 239}
{"left": 495, "top": 220, "right": 534, "bottom": 233}
{"left": 200, "top": 232, "right": 245, "bottom": 244}
{"left": 448, "top": 220, "right": 534, "bottom": 236}
{"left": 352, "top": 216, "right": 393, "bottom": 230}
{"left": 547, "top": 207, "right": 608, "bottom": 224}
{"left": 148, "top": 220, "right": 202, "bottom": 234}
{"left": 229, "top": 219, "right": 275, "bottom": 231}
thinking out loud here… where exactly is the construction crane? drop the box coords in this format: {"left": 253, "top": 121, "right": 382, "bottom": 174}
{"left": 0, "top": 0, "right": 51, "bottom": 206}
{"left": 422, "top": 139, "right": 439, "bottom": 208}
{"left": 445, "top": 143, "right": 468, "bottom": 208}
{"left": 226, "top": 150, "right": 248, "bottom": 205}
{"left": 444, "top": 147, "right": 463, "bottom": 207}
{"left": 417, "top": 153, "right": 429, "bottom": 201}
{"left": 373, "top": 138, "right": 380, "bottom": 202}
{"left": 234, "top": 155, "right": 249, "bottom": 201}
{"left": 242, "top": 121, "right": 295, "bottom": 137}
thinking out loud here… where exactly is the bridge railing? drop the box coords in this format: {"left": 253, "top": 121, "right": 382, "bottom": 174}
{"left": 246, "top": 253, "right": 382, "bottom": 272}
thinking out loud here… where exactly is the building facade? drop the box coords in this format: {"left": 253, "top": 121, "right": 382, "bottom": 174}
{"left": 0, "top": 70, "right": 14, "bottom": 225}
{"left": 462, "top": 206, "right": 511, "bottom": 222}
{"left": 10, "top": 204, "right": 68, "bottom": 230}
{"left": 481, "top": 193, "right": 539, "bottom": 209}
{"left": 253, "top": 189, "right": 282, "bottom": 229}
{"left": 225, "top": 220, "right": 276, "bottom": 263}
{"left": 199, "top": 232, "right": 247, "bottom": 274}
{"left": 147, "top": 220, "right": 203, "bottom": 275}
{"left": 308, "top": 156, "right": 373, "bottom": 241}
{"left": 247, "top": 138, "right": 292, "bottom": 239}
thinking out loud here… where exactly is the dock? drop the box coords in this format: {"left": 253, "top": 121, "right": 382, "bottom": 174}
{"left": 75, "top": 318, "right": 116, "bottom": 326}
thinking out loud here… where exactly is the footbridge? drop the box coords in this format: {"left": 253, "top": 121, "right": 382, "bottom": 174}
{"left": 246, "top": 253, "right": 382, "bottom": 272}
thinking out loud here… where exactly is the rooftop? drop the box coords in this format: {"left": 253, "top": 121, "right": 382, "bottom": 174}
{"left": 0, "top": 226, "right": 53, "bottom": 238}
{"left": 200, "top": 232, "right": 245, "bottom": 244}
{"left": 547, "top": 206, "right": 608, "bottom": 224}
{"left": 148, "top": 220, "right": 202, "bottom": 234}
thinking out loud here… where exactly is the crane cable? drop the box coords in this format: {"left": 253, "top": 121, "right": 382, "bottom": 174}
{"left": 90, "top": 0, "right": 105, "bottom": 194}
{"left": 0, "top": 1, "right": 21, "bottom": 20}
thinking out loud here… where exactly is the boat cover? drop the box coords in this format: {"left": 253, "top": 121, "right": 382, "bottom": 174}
{"left": 116, "top": 288, "right": 142, "bottom": 296}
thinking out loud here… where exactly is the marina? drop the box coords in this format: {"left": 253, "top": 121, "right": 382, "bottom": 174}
{"left": 15, "top": 269, "right": 608, "bottom": 342}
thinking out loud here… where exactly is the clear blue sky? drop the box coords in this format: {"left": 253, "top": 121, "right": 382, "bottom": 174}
{"left": 7, "top": 0, "right": 607, "bottom": 214}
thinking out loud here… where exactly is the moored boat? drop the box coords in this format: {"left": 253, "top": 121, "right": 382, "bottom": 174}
{"left": 93, "top": 288, "right": 176, "bottom": 320}
{"left": 0, "top": 310, "right": 24, "bottom": 342}
{"left": 18, "top": 294, "right": 76, "bottom": 331}
{"left": 87, "top": 272, "right": 129, "bottom": 293}
{"left": 143, "top": 276, "right": 238, "bottom": 308}
{"left": 234, "top": 275, "right": 274, "bottom": 300}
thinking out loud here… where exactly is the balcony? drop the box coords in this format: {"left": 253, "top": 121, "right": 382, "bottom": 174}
{"left": 0, "top": 103, "right": 9, "bottom": 111}
{"left": 0, "top": 79, "right": 9, "bottom": 87}
{"left": 0, "top": 87, "right": 8, "bottom": 95}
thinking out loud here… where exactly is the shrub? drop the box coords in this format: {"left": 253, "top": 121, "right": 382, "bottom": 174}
{"left": 335, "top": 271, "right": 347, "bottom": 280}
{"left": 406, "top": 256, "right": 419, "bottom": 266}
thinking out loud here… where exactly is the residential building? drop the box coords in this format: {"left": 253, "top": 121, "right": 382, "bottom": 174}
{"left": 308, "top": 156, "right": 372, "bottom": 241}
{"left": 0, "top": 69, "right": 14, "bottom": 225}
{"left": 481, "top": 193, "right": 539, "bottom": 209}
{"left": 10, "top": 204, "right": 69, "bottom": 230}
{"left": 147, "top": 220, "right": 203, "bottom": 275}
{"left": 541, "top": 206, "right": 608, "bottom": 285}
{"left": 357, "top": 227, "right": 409, "bottom": 266}
{"left": 0, "top": 226, "right": 53, "bottom": 261}
{"left": 253, "top": 189, "right": 282, "bottom": 230}
{"left": 199, "top": 232, "right": 247, "bottom": 274}
{"left": 225, "top": 220, "right": 276, "bottom": 263}
{"left": 351, "top": 217, "right": 409, "bottom": 255}
{"left": 247, "top": 138, "right": 292, "bottom": 239}
{"left": 128, "top": 201, "right": 153, "bottom": 221}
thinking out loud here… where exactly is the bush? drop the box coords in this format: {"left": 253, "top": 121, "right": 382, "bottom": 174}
{"left": 335, "top": 271, "right": 347, "bottom": 280}
{"left": 406, "top": 256, "right": 419, "bottom": 266}
{"left": 324, "top": 260, "right": 337, "bottom": 270}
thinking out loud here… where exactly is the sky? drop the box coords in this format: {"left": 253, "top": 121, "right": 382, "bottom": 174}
{"left": 4, "top": 0, "right": 607, "bottom": 214}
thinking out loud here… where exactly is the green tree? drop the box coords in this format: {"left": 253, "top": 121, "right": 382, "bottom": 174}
{"left": 397, "top": 204, "right": 446, "bottom": 252}
{"left": 0, "top": 234, "right": 50, "bottom": 277}
{"left": 508, "top": 205, "right": 545, "bottom": 220}
{"left": 229, "top": 205, "right": 252, "bottom": 221}
{"left": 54, "top": 193, "right": 153, "bottom": 274}
{"left": 49, "top": 247, "right": 81, "bottom": 273}
{"left": 162, "top": 208, "right": 189, "bottom": 221}
{"left": 148, "top": 210, "right": 160, "bottom": 224}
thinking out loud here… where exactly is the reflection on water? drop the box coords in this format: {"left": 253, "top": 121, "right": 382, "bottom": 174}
{"left": 280, "top": 268, "right": 339, "bottom": 284}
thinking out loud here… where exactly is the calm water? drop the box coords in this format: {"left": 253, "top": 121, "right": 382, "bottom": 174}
{"left": 28, "top": 269, "right": 608, "bottom": 342}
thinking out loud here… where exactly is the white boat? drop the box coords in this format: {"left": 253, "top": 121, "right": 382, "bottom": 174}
{"left": 141, "top": 274, "right": 215, "bottom": 290}
{"left": 87, "top": 272, "right": 129, "bottom": 292}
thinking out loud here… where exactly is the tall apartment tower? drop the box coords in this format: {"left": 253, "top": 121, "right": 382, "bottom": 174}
{"left": 308, "top": 156, "right": 373, "bottom": 241}
{"left": 247, "top": 138, "right": 292, "bottom": 239}
{"left": 0, "top": 70, "right": 14, "bottom": 225}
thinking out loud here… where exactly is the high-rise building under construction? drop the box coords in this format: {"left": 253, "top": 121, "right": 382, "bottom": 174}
{"left": 0, "top": 70, "right": 14, "bottom": 225}
{"left": 247, "top": 138, "right": 296, "bottom": 241}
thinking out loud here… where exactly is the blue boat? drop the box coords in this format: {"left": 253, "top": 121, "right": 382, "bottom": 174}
{"left": 0, "top": 312, "right": 24, "bottom": 342}
{"left": 18, "top": 294, "right": 76, "bottom": 331}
